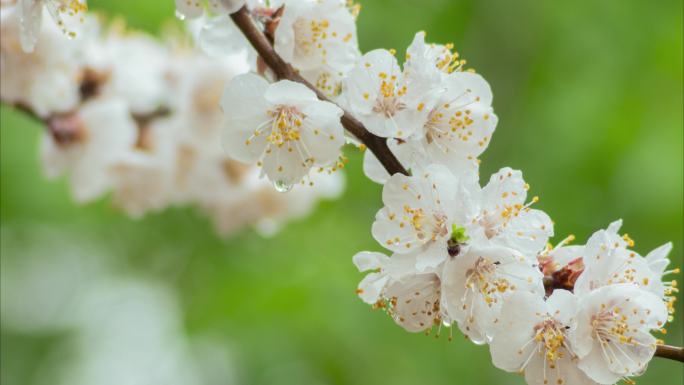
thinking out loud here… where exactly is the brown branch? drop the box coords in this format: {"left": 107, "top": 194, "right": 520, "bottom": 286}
{"left": 655, "top": 344, "right": 684, "bottom": 363}
{"left": 229, "top": 6, "right": 408, "bottom": 176}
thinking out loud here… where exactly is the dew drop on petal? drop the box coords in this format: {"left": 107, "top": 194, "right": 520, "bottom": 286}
{"left": 273, "top": 180, "right": 293, "bottom": 193}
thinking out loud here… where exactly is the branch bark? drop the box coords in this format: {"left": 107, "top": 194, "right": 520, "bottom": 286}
{"left": 655, "top": 344, "right": 684, "bottom": 363}
{"left": 229, "top": 6, "right": 408, "bottom": 176}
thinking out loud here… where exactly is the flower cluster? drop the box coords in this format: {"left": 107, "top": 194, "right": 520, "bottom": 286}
{"left": 207, "top": 0, "right": 361, "bottom": 189}
{"left": 1, "top": 0, "right": 344, "bottom": 237}
{"left": 193, "top": 1, "right": 679, "bottom": 384}
{"left": 347, "top": 32, "right": 679, "bottom": 385}
{"left": 1, "top": 0, "right": 679, "bottom": 383}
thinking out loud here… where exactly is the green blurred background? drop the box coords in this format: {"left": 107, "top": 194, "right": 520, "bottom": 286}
{"left": 1, "top": 0, "right": 682, "bottom": 384}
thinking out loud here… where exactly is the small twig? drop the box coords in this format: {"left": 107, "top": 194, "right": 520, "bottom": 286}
{"left": 655, "top": 344, "right": 684, "bottom": 363}
{"left": 229, "top": 6, "right": 408, "bottom": 176}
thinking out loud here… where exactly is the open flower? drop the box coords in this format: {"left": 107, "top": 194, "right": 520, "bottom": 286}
{"left": 362, "top": 32, "right": 497, "bottom": 182}
{"left": 455, "top": 167, "right": 554, "bottom": 257}
{"left": 40, "top": 98, "right": 137, "bottom": 202}
{"left": 442, "top": 245, "right": 544, "bottom": 344}
{"left": 1, "top": 3, "right": 85, "bottom": 116}
{"left": 573, "top": 220, "right": 670, "bottom": 303}
{"left": 489, "top": 290, "right": 597, "bottom": 385}
{"left": 344, "top": 49, "right": 439, "bottom": 139}
{"left": 221, "top": 73, "right": 345, "bottom": 188}
{"left": 18, "top": 0, "right": 87, "bottom": 53}
{"left": 404, "top": 31, "right": 467, "bottom": 83}
{"left": 363, "top": 71, "right": 496, "bottom": 181}
{"left": 274, "top": 0, "right": 360, "bottom": 98}
{"left": 353, "top": 251, "right": 445, "bottom": 333}
{"left": 174, "top": 0, "right": 245, "bottom": 20}
{"left": 371, "top": 164, "right": 458, "bottom": 270}
{"left": 571, "top": 284, "right": 668, "bottom": 384}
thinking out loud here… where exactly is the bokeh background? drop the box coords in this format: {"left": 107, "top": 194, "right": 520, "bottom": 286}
{"left": 2, "top": 0, "right": 682, "bottom": 384}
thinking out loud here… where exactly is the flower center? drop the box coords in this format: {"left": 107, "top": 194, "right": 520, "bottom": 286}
{"left": 464, "top": 257, "right": 510, "bottom": 305}
{"left": 293, "top": 18, "right": 330, "bottom": 61}
{"left": 404, "top": 206, "right": 448, "bottom": 242}
{"left": 266, "top": 106, "right": 304, "bottom": 147}
{"left": 532, "top": 319, "right": 568, "bottom": 366}
{"left": 372, "top": 73, "right": 407, "bottom": 118}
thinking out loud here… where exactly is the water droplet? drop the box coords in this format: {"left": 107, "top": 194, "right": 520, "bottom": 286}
{"left": 175, "top": 10, "right": 186, "bottom": 20}
{"left": 273, "top": 180, "right": 292, "bottom": 193}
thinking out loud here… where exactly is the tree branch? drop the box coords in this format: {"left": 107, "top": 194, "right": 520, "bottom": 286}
{"left": 229, "top": 6, "right": 408, "bottom": 176}
{"left": 655, "top": 344, "right": 684, "bottom": 363}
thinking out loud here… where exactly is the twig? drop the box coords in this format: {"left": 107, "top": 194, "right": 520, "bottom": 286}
{"left": 229, "top": 6, "right": 408, "bottom": 176}
{"left": 655, "top": 344, "right": 684, "bottom": 363}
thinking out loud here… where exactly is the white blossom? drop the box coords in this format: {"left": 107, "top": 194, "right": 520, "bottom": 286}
{"left": 455, "top": 167, "right": 554, "bottom": 256}
{"left": 371, "top": 164, "right": 458, "bottom": 270}
{"left": 194, "top": 14, "right": 256, "bottom": 66}
{"left": 175, "top": 0, "right": 245, "bottom": 20}
{"left": 220, "top": 73, "right": 345, "bottom": 187}
{"left": 1, "top": 4, "right": 86, "bottom": 116}
{"left": 353, "top": 251, "right": 445, "bottom": 332}
{"left": 40, "top": 98, "right": 137, "bottom": 202}
{"left": 344, "top": 48, "right": 439, "bottom": 139}
{"left": 109, "top": 119, "right": 179, "bottom": 218}
{"left": 86, "top": 31, "right": 172, "bottom": 115}
{"left": 275, "top": 0, "right": 360, "bottom": 97}
{"left": 404, "top": 31, "right": 467, "bottom": 83}
{"left": 489, "top": 290, "right": 597, "bottom": 385}
{"left": 362, "top": 32, "right": 497, "bottom": 182}
{"left": 442, "top": 244, "right": 544, "bottom": 344}
{"left": 17, "top": 0, "right": 87, "bottom": 53}
{"left": 571, "top": 284, "right": 668, "bottom": 384}
{"left": 572, "top": 221, "right": 665, "bottom": 297}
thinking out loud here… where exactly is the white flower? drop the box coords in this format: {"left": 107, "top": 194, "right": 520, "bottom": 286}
{"left": 220, "top": 73, "right": 345, "bottom": 187}
{"left": 573, "top": 220, "right": 666, "bottom": 300}
{"left": 274, "top": 0, "right": 360, "bottom": 98}
{"left": 361, "top": 32, "right": 497, "bottom": 182}
{"left": 489, "top": 290, "right": 597, "bottom": 385}
{"left": 18, "top": 0, "right": 87, "bottom": 53}
{"left": 352, "top": 251, "right": 393, "bottom": 305}
{"left": 1, "top": 4, "right": 85, "bottom": 116}
{"left": 109, "top": 120, "right": 178, "bottom": 219}
{"left": 404, "top": 31, "right": 467, "bottom": 83}
{"left": 456, "top": 167, "right": 554, "bottom": 256}
{"left": 371, "top": 164, "right": 458, "bottom": 270}
{"left": 571, "top": 284, "right": 668, "bottom": 384}
{"left": 344, "top": 49, "right": 439, "bottom": 139}
{"left": 175, "top": 0, "right": 245, "bottom": 20}
{"left": 86, "top": 32, "right": 172, "bottom": 115}
{"left": 442, "top": 245, "right": 544, "bottom": 344}
{"left": 194, "top": 14, "right": 256, "bottom": 65}
{"left": 40, "top": 98, "right": 137, "bottom": 202}
{"left": 353, "top": 251, "right": 445, "bottom": 333}
{"left": 362, "top": 70, "right": 497, "bottom": 181}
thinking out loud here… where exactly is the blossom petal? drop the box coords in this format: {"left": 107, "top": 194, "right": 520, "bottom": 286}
{"left": 264, "top": 79, "right": 318, "bottom": 107}
{"left": 489, "top": 291, "right": 545, "bottom": 372}
{"left": 546, "top": 289, "right": 578, "bottom": 326}
{"left": 352, "top": 251, "right": 389, "bottom": 272}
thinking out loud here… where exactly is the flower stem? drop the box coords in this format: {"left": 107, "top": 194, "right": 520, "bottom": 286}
{"left": 655, "top": 344, "right": 684, "bottom": 363}
{"left": 229, "top": 6, "right": 409, "bottom": 176}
